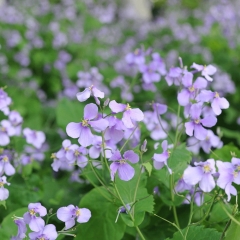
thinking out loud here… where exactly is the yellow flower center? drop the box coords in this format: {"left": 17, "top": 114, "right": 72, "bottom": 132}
{"left": 215, "top": 92, "right": 219, "bottom": 98}
{"left": 0, "top": 182, "right": 4, "bottom": 187}
{"left": 237, "top": 166, "right": 240, "bottom": 171}
{"left": 74, "top": 150, "right": 80, "bottom": 156}
{"left": 233, "top": 171, "right": 238, "bottom": 178}
{"left": 167, "top": 150, "right": 171, "bottom": 156}
{"left": 89, "top": 85, "right": 94, "bottom": 90}
{"left": 126, "top": 103, "right": 131, "bottom": 111}
{"left": 203, "top": 165, "right": 211, "bottom": 173}
{"left": 76, "top": 209, "right": 81, "bottom": 216}
{"left": 82, "top": 119, "right": 89, "bottom": 127}
{"left": 51, "top": 153, "right": 56, "bottom": 159}
{"left": 188, "top": 86, "right": 195, "bottom": 92}
{"left": 119, "top": 159, "right": 126, "bottom": 164}
{"left": 2, "top": 156, "right": 8, "bottom": 162}
{"left": 38, "top": 238, "right": 46, "bottom": 240}
{"left": 194, "top": 119, "right": 200, "bottom": 124}
{"left": 134, "top": 49, "right": 139, "bottom": 55}
{"left": 29, "top": 209, "right": 35, "bottom": 215}
{"left": 64, "top": 147, "right": 69, "bottom": 151}
{"left": 0, "top": 127, "right": 6, "bottom": 132}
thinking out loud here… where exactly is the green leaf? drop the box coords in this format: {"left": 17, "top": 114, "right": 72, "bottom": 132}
{"left": 166, "top": 225, "right": 221, "bottom": 240}
{"left": 0, "top": 207, "right": 28, "bottom": 239}
{"left": 224, "top": 213, "right": 240, "bottom": 240}
{"left": 168, "top": 146, "right": 192, "bottom": 178}
{"left": 56, "top": 98, "right": 84, "bottom": 129}
{"left": 142, "top": 162, "right": 152, "bottom": 176}
{"left": 210, "top": 143, "right": 240, "bottom": 162}
{"left": 208, "top": 202, "right": 233, "bottom": 223}
{"left": 76, "top": 187, "right": 126, "bottom": 240}
{"left": 0, "top": 200, "right": 6, "bottom": 209}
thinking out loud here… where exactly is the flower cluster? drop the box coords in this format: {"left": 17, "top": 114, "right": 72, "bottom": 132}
{"left": 0, "top": 88, "right": 47, "bottom": 202}
{"left": 12, "top": 202, "right": 91, "bottom": 239}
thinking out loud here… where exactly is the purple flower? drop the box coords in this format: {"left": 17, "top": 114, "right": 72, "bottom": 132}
{"left": 191, "top": 63, "right": 217, "bottom": 81}
{"left": 0, "top": 176, "right": 10, "bottom": 201}
{"left": 151, "top": 52, "right": 167, "bottom": 75}
{"left": 143, "top": 111, "right": 168, "bottom": 140}
{"left": 23, "top": 128, "right": 46, "bottom": 149}
{"left": 109, "top": 100, "right": 144, "bottom": 128}
{"left": 66, "top": 144, "right": 88, "bottom": 168}
{"left": 56, "top": 139, "right": 72, "bottom": 159}
{"left": 177, "top": 72, "right": 207, "bottom": 106}
{"left": 175, "top": 177, "right": 192, "bottom": 193}
{"left": 0, "top": 88, "right": 11, "bottom": 112}
{"left": 76, "top": 85, "right": 104, "bottom": 105}
{"left": 125, "top": 49, "right": 145, "bottom": 66}
{"left": 139, "top": 62, "right": 161, "bottom": 84}
{"left": 197, "top": 90, "right": 229, "bottom": 115}
{"left": 104, "top": 116, "right": 124, "bottom": 144}
{"left": 185, "top": 103, "right": 217, "bottom": 140}
{"left": 66, "top": 103, "right": 108, "bottom": 147}
{"left": 216, "top": 158, "right": 240, "bottom": 201}
{"left": 29, "top": 224, "right": 58, "bottom": 240}
{"left": 165, "top": 67, "right": 182, "bottom": 86}
{"left": 0, "top": 120, "right": 15, "bottom": 146}
{"left": 23, "top": 203, "right": 47, "bottom": 232}
{"left": 109, "top": 150, "right": 139, "bottom": 181}
{"left": 8, "top": 111, "right": 23, "bottom": 136}
{"left": 0, "top": 151, "right": 15, "bottom": 176}
{"left": 57, "top": 205, "right": 91, "bottom": 230}
{"left": 183, "top": 159, "right": 216, "bottom": 192}
{"left": 12, "top": 218, "right": 27, "bottom": 239}
{"left": 152, "top": 140, "right": 172, "bottom": 174}
{"left": 187, "top": 130, "right": 222, "bottom": 154}
{"left": 88, "top": 136, "right": 114, "bottom": 159}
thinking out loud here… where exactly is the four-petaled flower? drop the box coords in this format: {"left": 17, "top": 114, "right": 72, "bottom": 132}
{"left": 183, "top": 159, "right": 216, "bottom": 192}
{"left": 57, "top": 205, "right": 91, "bottom": 230}
{"left": 23, "top": 203, "right": 47, "bottom": 232}
{"left": 109, "top": 150, "right": 139, "bottom": 181}
{"left": 109, "top": 100, "right": 144, "bottom": 128}
{"left": 66, "top": 103, "right": 108, "bottom": 147}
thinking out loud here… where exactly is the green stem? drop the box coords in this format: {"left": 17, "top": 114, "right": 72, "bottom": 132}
{"left": 114, "top": 183, "right": 146, "bottom": 240}
{"left": 119, "top": 125, "right": 138, "bottom": 152}
{"left": 153, "top": 214, "right": 185, "bottom": 240}
{"left": 132, "top": 166, "right": 143, "bottom": 216}
{"left": 174, "top": 104, "right": 181, "bottom": 148}
{"left": 155, "top": 106, "right": 174, "bottom": 144}
{"left": 170, "top": 173, "right": 180, "bottom": 228}
{"left": 89, "top": 161, "right": 118, "bottom": 200}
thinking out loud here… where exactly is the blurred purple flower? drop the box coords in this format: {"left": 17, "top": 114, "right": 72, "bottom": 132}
{"left": 0, "top": 176, "right": 10, "bottom": 201}
{"left": 191, "top": 63, "right": 216, "bottom": 81}
{"left": 23, "top": 128, "right": 46, "bottom": 149}
{"left": 12, "top": 218, "right": 27, "bottom": 240}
